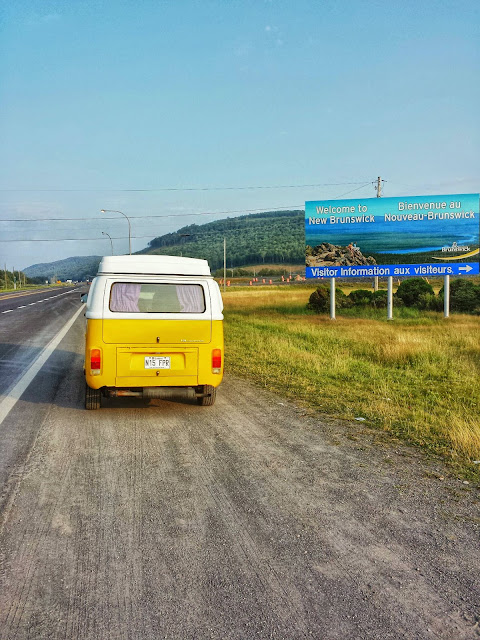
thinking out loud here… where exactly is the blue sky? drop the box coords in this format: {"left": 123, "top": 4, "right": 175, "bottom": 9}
{"left": 0, "top": 0, "right": 479, "bottom": 269}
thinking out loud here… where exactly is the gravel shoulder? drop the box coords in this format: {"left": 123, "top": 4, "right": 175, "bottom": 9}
{"left": 0, "top": 318, "right": 479, "bottom": 639}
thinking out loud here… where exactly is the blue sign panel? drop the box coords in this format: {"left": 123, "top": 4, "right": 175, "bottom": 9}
{"left": 305, "top": 193, "right": 479, "bottom": 278}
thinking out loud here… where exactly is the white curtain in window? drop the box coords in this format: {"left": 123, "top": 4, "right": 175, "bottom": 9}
{"left": 175, "top": 285, "right": 204, "bottom": 312}
{"left": 110, "top": 283, "right": 141, "bottom": 312}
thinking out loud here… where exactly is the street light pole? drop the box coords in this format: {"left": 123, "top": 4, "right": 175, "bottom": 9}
{"left": 102, "top": 231, "right": 114, "bottom": 255}
{"left": 100, "top": 209, "right": 131, "bottom": 255}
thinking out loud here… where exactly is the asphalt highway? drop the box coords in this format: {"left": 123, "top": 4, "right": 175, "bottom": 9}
{"left": 0, "top": 294, "right": 479, "bottom": 640}
{"left": 0, "top": 286, "right": 81, "bottom": 397}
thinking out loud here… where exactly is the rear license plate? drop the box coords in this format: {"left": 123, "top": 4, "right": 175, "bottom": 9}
{"left": 145, "top": 356, "right": 171, "bottom": 369}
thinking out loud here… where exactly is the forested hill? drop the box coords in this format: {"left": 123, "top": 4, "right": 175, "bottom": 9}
{"left": 22, "top": 210, "right": 305, "bottom": 280}
{"left": 141, "top": 209, "right": 305, "bottom": 271}
{"left": 23, "top": 256, "right": 102, "bottom": 282}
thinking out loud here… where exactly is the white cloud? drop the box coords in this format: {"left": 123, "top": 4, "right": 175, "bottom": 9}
{"left": 265, "top": 25, "right": 284, "bottom": 46}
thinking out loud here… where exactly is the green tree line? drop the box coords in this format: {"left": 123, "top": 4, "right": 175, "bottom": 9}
{"left": 1, "top": 268, "right": 31, "bottom": 289}
{"left": 142, "top": 210, "right": 305, "bottom": 270}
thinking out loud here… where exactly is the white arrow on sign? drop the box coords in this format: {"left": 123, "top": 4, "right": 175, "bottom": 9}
{"left": 459, "top": 265, "right": 473, "bottom": 273}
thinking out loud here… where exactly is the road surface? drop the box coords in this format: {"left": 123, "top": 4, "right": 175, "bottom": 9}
{"left": 0, "top": 292, "right": 478, "bottom": 639}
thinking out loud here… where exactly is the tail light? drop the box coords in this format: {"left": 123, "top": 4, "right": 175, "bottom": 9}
{"left": 90, "top": 348, "right": 101, "bottom": 375}
{"left": 212, "top": 349, "right": 222, "bottom": 374}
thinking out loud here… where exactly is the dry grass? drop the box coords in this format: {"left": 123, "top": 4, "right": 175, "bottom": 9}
{"left": 223, "top": 286, "right": 480, "bottom": 477}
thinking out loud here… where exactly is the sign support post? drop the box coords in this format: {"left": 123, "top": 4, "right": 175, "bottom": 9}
{"left": 387, "top": 276, "right": 393, "bottom": 320}
{"left": 330, "top": 278, "right": 336, "bottom": 320}
{"left": 444, "top": 275, "right": 450, "bottom": 318}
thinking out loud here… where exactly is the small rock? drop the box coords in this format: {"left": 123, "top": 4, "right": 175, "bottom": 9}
{"left": 462, "top": 480, "right": 469, "bottom": 485}
{"left": 355, "top": 417, "right": 366, "bottom": 422}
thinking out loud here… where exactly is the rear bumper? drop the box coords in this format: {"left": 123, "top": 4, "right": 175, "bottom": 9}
{"left": 85, "top": 372, "right": 223, "bottom": 390}
{"left": 104, "top": 386, "right": 214, "bottom": 399}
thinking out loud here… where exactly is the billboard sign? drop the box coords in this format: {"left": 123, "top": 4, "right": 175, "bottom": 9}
{"left": 305, "top": 193, "right": 479, "bottom": 278}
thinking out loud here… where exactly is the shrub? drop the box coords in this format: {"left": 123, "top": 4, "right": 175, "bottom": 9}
{"left": 335, "top": 288, "right": 352, "bottom": 308}
{"left": 307, "top": 286, "right": 329, "bottom": 312}
{"left": 417, "top": 292, "right": 442, "bottom": 311}
{"left": 372, "top": 289, "right": 389, "bottom": 308}
{"left": 395, "top": 278, "right": 435, "bottom": 307}
{"left": 307, "top": 285, "right": 351, "bottom": 312}
{"left": 438, "top": 279, "right": 480, "bottom": 313}
{"left": 348, "top": 289, "right": 373, "bottom": 305}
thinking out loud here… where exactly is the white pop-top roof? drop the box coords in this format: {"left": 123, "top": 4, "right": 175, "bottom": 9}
{"left": 97, "top": 255, "right": 211, "bottom": 276}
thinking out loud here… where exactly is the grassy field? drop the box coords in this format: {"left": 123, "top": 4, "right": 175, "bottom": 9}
{"left": 223, "top": 286, "right": 480, "bottom": 478}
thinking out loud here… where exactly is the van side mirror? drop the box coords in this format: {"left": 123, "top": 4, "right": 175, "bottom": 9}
{"left": 80, "top": 294, "right": 88, "bottom": 303}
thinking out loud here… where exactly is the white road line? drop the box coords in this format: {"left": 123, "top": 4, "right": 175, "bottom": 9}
{"left": 0, "top": 305, "right": 85, "bottom": 427}
{"left": 0, "top": 289, "right": 80, "bottom": 313}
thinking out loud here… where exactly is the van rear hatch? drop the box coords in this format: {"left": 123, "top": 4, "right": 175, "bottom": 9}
{"left": 102, "top": 281, "right": 211, "bottom": 386}
{"left": 116, "top": 346, "right": 199, "bottom": 386}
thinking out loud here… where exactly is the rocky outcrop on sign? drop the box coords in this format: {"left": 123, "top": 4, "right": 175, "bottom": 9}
{"left": 306, "top": 243, "right": 377, "bottom": 267}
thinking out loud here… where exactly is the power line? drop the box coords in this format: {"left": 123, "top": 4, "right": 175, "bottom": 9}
{"left": 0, "top": 219, "right": 305, "bottom": 243}
{"left": 0, "top": 218, "right": 305, "bottom": 243}
{"left": 333, "top": 182, "right": 372, "bottom": 199}
{"left": 0, "top": 180, "right": 371, "bottom": 193}
{"left": 0, "top": 235, "right": 177, "bottom": 243}
{"left": 0, "top": 228, "right": 296, "bottom": 243}
{"left": 0, "top": 205, "right": 304, "bottom": 224}
{"left": 0, "top": 182, "right": 377, "bottom": 243}
{"left": 0, "top": 183, "right": 374, "bottom": 224}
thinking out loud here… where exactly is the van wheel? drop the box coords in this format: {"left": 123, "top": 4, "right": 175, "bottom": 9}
{"left": 197, "top": 385, "right": 216, "bottom": 406}
{"left": 85, "top": 383, "right": 102, "bottom": 410}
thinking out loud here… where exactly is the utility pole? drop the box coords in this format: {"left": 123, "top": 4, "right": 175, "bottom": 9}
{"left": 373, "top": 176, "right": 384, "bottom": 291}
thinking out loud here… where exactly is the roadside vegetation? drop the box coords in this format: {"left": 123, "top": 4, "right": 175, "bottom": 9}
{"left": 223, "top": 283, "right": 480, "bottom": 478}
{"left": 308, "top": 277, "right": 480, "bottom": 314}
{"left": 1, "top": 283, "right": 67, "bottom": 293}
{"left": 2, "top": 269, "right": 31, "bottom": 290}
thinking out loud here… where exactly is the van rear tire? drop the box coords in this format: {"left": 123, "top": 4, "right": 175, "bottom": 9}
{"left": 85, "top": 383, "right": 102, "bottom": 410}
{"left": 197, "top": 385, "right": 216, "bottom": 406}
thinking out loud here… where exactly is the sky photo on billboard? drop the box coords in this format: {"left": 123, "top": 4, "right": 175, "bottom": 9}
{"left": 305, "top": 193, "right": 479, "bottom": 279}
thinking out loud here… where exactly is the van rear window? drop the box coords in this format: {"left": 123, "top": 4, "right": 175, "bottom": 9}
{"left": 109, "top": 283, "right": 206, "bottom": 313}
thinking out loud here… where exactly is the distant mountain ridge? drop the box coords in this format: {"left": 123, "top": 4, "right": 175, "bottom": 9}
{"left": 24, "top": 256, "right": 103, "bottom": 281}
{"left": 23, "top": 209, "right": 305, "bottom": 279}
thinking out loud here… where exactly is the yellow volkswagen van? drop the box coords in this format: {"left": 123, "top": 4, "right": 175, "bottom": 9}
{"left": 83, "top": 255, "right": 224, "bottom": 409}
